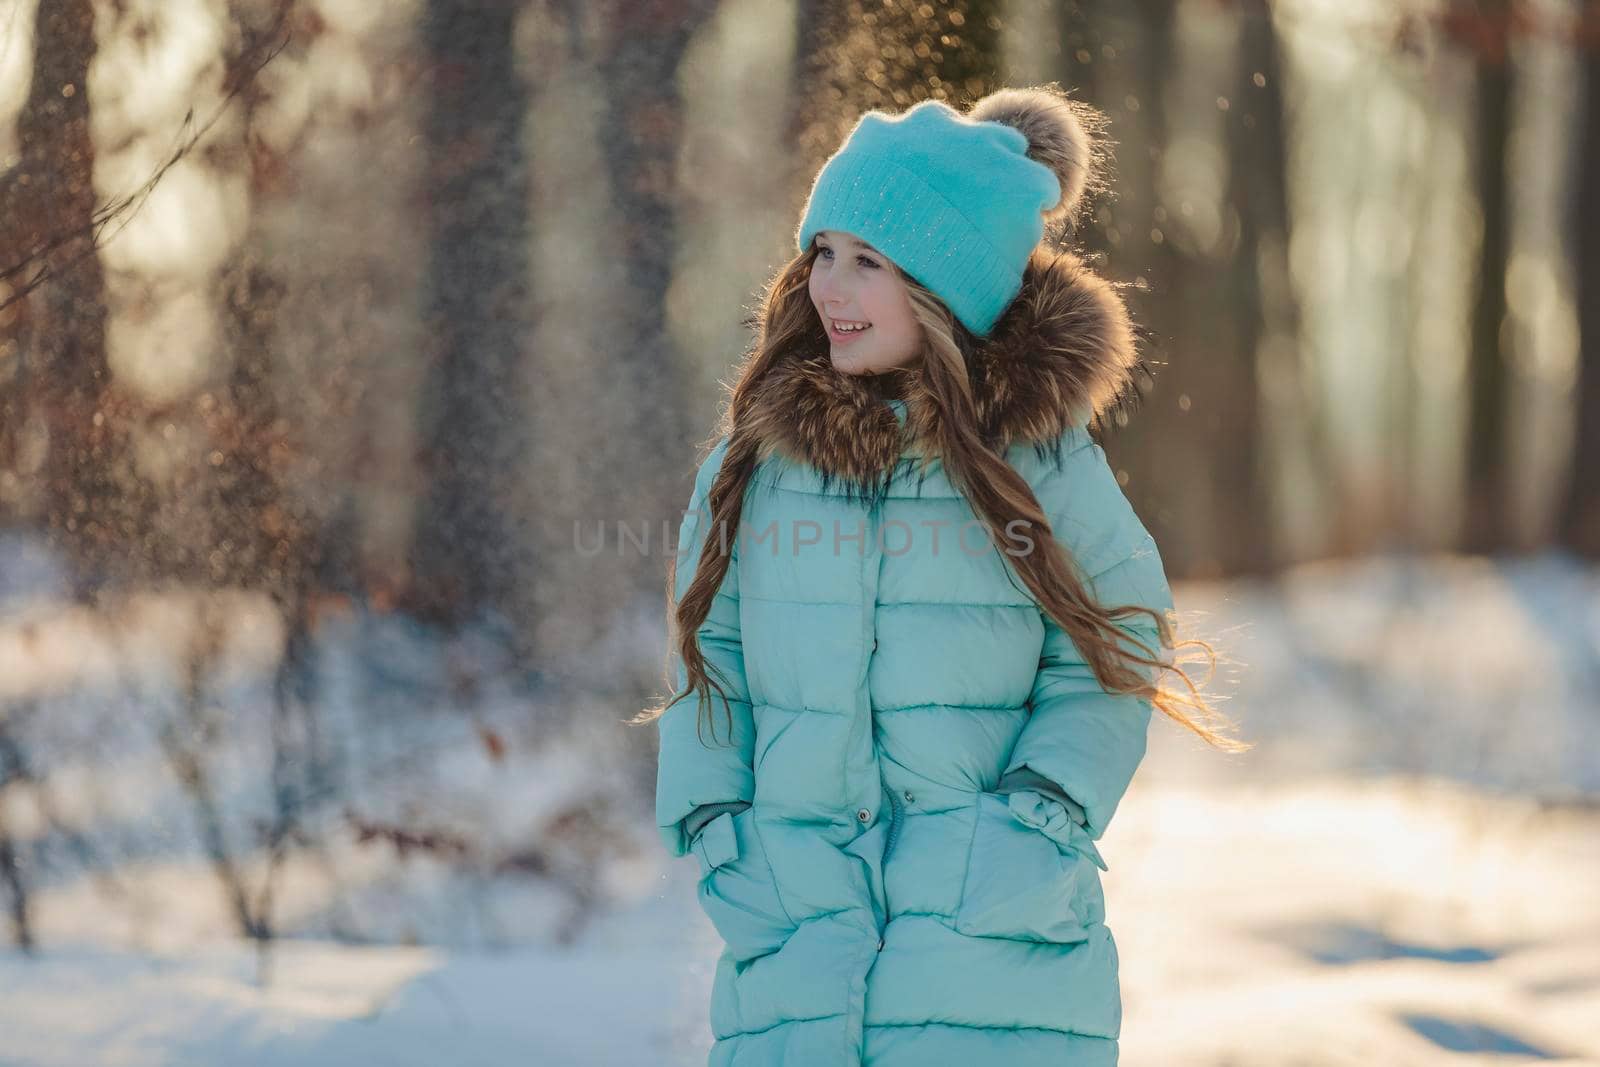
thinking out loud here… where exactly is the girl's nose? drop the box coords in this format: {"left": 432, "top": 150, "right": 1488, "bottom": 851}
{"left": 816, "top": 275, "right": 844, "bottom": 302}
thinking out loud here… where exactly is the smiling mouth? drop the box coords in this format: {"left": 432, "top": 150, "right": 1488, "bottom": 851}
{"left": 829, "top": 320, "right": 873, "bottom": 342}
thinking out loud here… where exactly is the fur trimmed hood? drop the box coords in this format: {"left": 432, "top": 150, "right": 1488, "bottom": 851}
{"left": 741, "top": 244, "right": 1146, "bottom": 503}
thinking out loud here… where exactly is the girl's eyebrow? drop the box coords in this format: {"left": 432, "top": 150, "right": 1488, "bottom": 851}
{"left": 819, "top": 233, "right": 881, "bottom": 255}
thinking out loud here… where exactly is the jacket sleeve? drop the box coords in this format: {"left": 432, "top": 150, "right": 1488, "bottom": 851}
{"left": 655, "top": 436, "right": 756, "bottom": 858}
{"left": 1002, "top": 434, "right": 1175, "bottom": 842}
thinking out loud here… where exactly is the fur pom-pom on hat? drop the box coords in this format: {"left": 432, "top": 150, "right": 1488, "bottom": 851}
{"left": 966, "top": 84, "right": 1107, "bottom": 227}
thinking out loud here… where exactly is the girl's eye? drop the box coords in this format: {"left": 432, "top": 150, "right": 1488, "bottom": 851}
{"left": 816, "top": 245, "right": 877, "bottom": 269}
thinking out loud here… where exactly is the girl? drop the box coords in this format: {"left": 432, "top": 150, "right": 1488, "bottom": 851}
{"left": 637, "top": 85, "right": 1236, "bottom": 1067}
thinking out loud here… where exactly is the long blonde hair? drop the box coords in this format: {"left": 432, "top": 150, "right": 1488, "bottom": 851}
{"left": 631, "top": 244, "right": 1246, "bottom": 759}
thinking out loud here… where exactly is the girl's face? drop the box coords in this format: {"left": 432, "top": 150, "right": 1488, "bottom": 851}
{"left": 808, "top": 230, "right": 921, "bottom": 377}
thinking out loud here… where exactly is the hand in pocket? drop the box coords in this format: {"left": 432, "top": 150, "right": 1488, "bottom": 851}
{"left": 954, "top": 790, "right": 1105, "bottom": 944}
{"left": 692, "top": 808, "right": 796, "bottom": 962}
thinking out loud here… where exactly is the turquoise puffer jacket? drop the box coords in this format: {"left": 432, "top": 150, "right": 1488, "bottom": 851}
{"left": 656, "top": 247, "right": 1173, "bottom": 1066}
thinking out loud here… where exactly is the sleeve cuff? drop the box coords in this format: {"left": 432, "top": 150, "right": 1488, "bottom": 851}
{"left": 683, "top": 800, "right": 752, "bottom": 844}
{"left": 996, "top": 765, "right": 1088, "bottom": 828}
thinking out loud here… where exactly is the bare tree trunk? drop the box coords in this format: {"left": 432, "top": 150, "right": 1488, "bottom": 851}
{"left": 0, "top": 0, "right": 136, "bottom": 595}
{"left": 1212, "top": 0, "right": 1286, "bottom": 575}
{"left": 1079, "top": 1, "right": 1179, "bottom": 559}
{"left": 594, "top": 0, "right": 721, "bottom": 573}
{"left": 193, "top": 0, "right": 349, "bottom": 978}
{"left": 1049, "top": 1, "right": 1111, "bottom": 263}
{"left": 0, "top": 719, "right": 37, "bottom": 953}
{"left": 412, "top": 0, "right": 535, "bottom": 631}
{"left": 1560, "top": 25, "right": 1600, "bottom": 558}
{"left": 160, "top": 633, "right": 270, "bottom": 944}
{"left": 1055, "top": 1, "right": 1103, "bottom": 106}
{"left": 1462, "top": 6, "right": 1514, "bottom": 554}
{"left": 1152, "top": 2, "right": 1252, "bottom": 579}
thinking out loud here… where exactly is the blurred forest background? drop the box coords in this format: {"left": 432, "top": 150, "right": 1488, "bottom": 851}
{"left": 1, "top": 1, "right": 1599, "bottom": 1064}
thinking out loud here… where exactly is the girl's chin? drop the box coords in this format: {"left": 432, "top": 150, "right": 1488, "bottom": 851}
{"left": 830, "top": 353, "right": 879, "bottom": 375}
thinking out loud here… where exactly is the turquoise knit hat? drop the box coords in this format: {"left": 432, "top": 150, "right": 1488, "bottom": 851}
{"left": 795, "top": 86, "right": 1099, "bottom": 338}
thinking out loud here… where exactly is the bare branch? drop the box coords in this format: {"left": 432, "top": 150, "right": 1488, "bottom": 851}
{"left": 0, "top": 0, "right": 296, "bottom": 314}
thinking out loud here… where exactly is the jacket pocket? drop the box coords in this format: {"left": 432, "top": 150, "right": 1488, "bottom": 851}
{"left": 954, "top": 790, "right": 1105, "bottom": 943}
{"left": 693, "top": 808, "right": 796, "bottom": 962}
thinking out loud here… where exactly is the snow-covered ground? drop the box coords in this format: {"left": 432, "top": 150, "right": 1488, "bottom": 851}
{"left": 3, "top": 776, "right": 1596, "bottom": 1066}
{"left": 1, "top": 551, "right": 1598, "bottom": 1065}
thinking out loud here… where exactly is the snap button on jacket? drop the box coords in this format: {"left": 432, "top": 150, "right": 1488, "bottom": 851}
{"left": 656, "top": 247, "right": 1174, "bottom": 1066}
